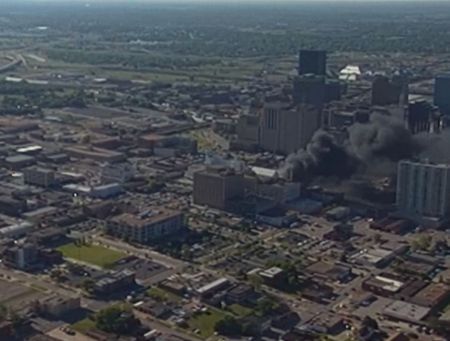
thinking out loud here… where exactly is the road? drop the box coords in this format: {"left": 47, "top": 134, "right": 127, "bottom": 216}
{"left": 0, "top": 265, "right": 80, "bottom": 298}
{"left": 0, "top": 57, "right": 21, "bottom": 72}
{"left": 47, "top": 325, "right": 96, "bottom": 341}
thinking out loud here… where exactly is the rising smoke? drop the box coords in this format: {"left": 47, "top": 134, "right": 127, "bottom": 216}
{"left": 280, "top": 113, "right": 445, "bottom": 181}
{"left": 348, "top": 114, "right": 418, "bottom": 164}
{"left": 281, "top": 130, "right": 358, "bottom": 181}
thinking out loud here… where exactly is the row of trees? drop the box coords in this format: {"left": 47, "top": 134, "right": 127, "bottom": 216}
{"left": 1, "top": 89, "right": 87, "bottom": 111}
{"left": 46, "top": 48, "right": 221, "bottom": 69}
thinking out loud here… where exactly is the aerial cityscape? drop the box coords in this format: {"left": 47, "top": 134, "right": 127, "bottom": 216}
{"left": 0, "top": 1, "right": 450, "bottom": 341}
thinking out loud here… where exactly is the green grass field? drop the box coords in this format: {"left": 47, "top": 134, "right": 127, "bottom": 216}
{"left": 228, "top": 304, "right": 254, "bottom": 318}
{"left": 147, "top": 286, "right": 182, "bottom": 303}
{"left": 57, "top": 243, "right": 126, "bottom": 268}
{"left": 72, "top": 317, "right": 96, "bottom": 333}
{"left": 187, "top": 308, "right": 229, "bottom": 339}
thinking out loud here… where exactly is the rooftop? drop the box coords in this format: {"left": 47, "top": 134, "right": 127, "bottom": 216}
{"left": 260, "top": 267, "right": 284, "bottom": 279}
{"left": 197, "top": 277, "right": 229, "bottom": 294}
{"left": 111, "top": 209, "right": 182, "bottom": 228}
{"left": 64, "top": 145, "right": 124, "bottom": 159}
{"left": 411, "top": 283, "right": 450, "bottom": 307}
{"left": 16, "top": 145, "right": 43, "bottom": 153}
{"left": 383, "top": 300, "right": 430, "bottom": 322}
{"left": 5, "top": 154, "right": 35, "bottom": 163}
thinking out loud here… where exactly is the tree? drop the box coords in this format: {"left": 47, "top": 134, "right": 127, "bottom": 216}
{"left": 95, "top": 305, "right": 140, "bottom": 335}
{"left": 214, "top": 316, "right": 242, "bottom": 336}
{"left": 50, "top": 269, "right": 65, "bottom": 282}
{"left": 248, "top": 274, "right": 263, "bottom": 291}
{"left": 362, "top": 316, "right": 378, "bottom": 330}
{"left": 81, "top": 279, "right": 95, "bottom": 293}
{"left": 256, "top": 297, "right": 277, "bottom": 316}
{"left": 411, "top": 235, "right": 432, "bottom": 251}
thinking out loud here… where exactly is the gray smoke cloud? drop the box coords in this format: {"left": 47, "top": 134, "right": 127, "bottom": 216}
{"left": 417, "top": 130, "right": 450, "bottom": 163}
{"left": 281, "top": 130, "right": 358, "bottom": 181}
{"left": 348, "top": 114, "right": 418, "bottom": 164}
{"left": 280, "top": 113, "right": 446, "bottom": 181}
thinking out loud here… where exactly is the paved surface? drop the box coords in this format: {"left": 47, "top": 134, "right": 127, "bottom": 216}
{"left": 47, "top": 325, "right": 96, "bottom": 341}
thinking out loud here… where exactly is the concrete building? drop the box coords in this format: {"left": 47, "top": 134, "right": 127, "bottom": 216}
{"left": 235, "top": 114, "right": 260, "bottom": 150}
{"left": 196, "top": 278, "right": 230, "bottom": 297}
{"left": 0, "top": 196, "right": 27, "bottom": 217}
{"left": 434, "top": 74, "right": 450, "bottom": 115}
{"left": 90, "top": 183, "right": 123, "bottom": 199}
{"left": 3, "top": 242, "right": 38, "bottom": 270}
{"left": 383, "top": 300, "right": 430, "bottom": 324}
{"left": 23, "top": 167, "right": 55, "bottom": 187}
{"left": 260, "top": 102, "right": 321, "bottom": 154}
{"left": 139, "top": 134, "right": 197, "bottom": 156}
{"left": 362, "top": 274, "right": 405, "bottom": 297}
{"left": 396, "top": 160, "right": 450, "bottom": 223}
{"left": 298, "top": 49, "right": 326, "bottom": 76}
{"left": 4, "top": 155, "right": 36, "bottom": 170}
{"left": 101, "top": 162, "right": 135, "bottom": 183}
{"left": 0, "top": 222, "right": 32, "bottom": 239}
{"left": 193, "top": 167, "right": 244, "bottom": 210}
{"left": 259, "top": 267, "right": 286, "bottom": 286}
{"left": 293, "top": 75, "right": 342, "bottom": 111}
{"left": 409, "top": 283, "right": 450, "bottom": 311}
{"left": 108, "top": 209, "right": 184, "bottom": 243}
{"left": 306, "top": 261, "right": 352, "bottom": 282}
{"left": 64, "top": 145, "right": 125, "bottom": 163}
{"left": 93, "top": 270, "right": 135, "bottom": 296}
{"left": 292, "top": 74, "right": 326, "bottom": 108}
{"left": 325, "top": 79, "right": 343, "bottom": 102}
{"left": 38, "top": 295, "right": 80, "bottom": 317}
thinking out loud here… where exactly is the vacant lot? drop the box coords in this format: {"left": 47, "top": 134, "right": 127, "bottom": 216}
{"left": 147, "top": 286, "right": 181, "bottom": 303}
{"left": 187, "top": 308, "right": 229, "bottom": 339}
{"left": 228, "top": 304, "right": 254, "bottom": 318}
{"left": 71, "top": 317, "right": 96, "bottom": 333}
{"left": 57, "top": 243, "right": 126, "bottom": 268}
{"left": 0, "top": 279, "right": 43, "bottom": 312}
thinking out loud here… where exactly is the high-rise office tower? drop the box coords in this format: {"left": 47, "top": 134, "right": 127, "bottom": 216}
{"left": 292, "top": 75, "right": 326, "bottom": 108}
{"left": 371, "top": 75, "right": 408, "bottom": 106}
{"left": 396, "top": 160, "right": 450, "bottom": 220}
{"left": 434, "top": 74, "right": 450, "bottom": 115}
{"left": 407, "top": 100, "right": 439, "bottom": 134}
{"left": 298, "top": 50, "right": 327, "bottom": 76}
{"left": 259, "top": 102, "right": 321, "bottom": 154}
{"left": 325, "top": 79, "right": 343, "bottom": 102}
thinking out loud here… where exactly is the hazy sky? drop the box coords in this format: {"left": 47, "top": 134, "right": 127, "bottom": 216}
{"left": 20, "top": 0, "right": 448, "bottom": 2}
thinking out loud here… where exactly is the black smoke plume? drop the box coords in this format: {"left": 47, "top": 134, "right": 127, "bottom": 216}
{"left": 280, "top": 130, "right": 358, "bottom": 181}
{"left": 281, "top": 113, "right": 429, "bottom": 181}
{"left": 348, "top": 114, "right": 418, "bottom": 164}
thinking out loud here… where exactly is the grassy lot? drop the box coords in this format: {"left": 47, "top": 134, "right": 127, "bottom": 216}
{"left": 71, "top": 317, "right": 96, "bottom": 333}
{"left": 228, "top": 304, "right": 254, "bottom": 318}
{"left": 57, "top": 243, "right": 126, "bottom": 268}
{"left": 147, "top": 286, "right": 181, "bottom": 303}
{"left": 187, "top": 308, "right": 229, "bottom": 339}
